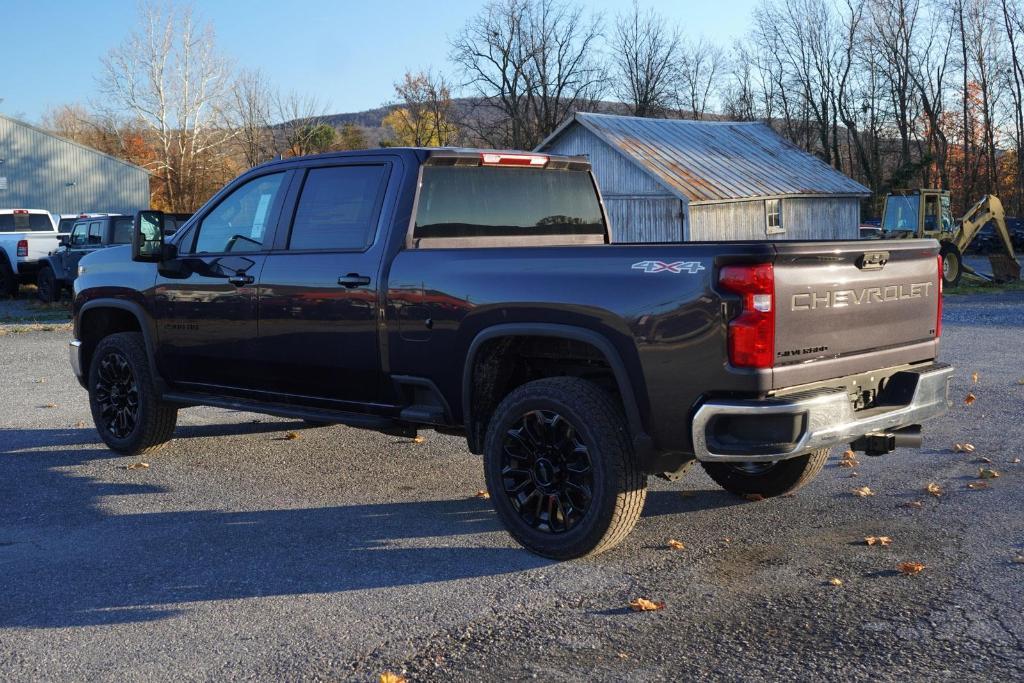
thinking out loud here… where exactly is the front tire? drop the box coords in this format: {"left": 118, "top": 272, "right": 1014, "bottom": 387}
{"left": 700, "top": 448, "right": 830, "bottom": 498}
{"left": 483, "top": 377, "right": 647, "bottom": 560}
{"left": 940, "top": 242, "right": 962, "bottom": 288}
{"left": 88, "top": 332, "right": 178, "bottom": 455}
{"left": 36, "top": 266, "right": 60, "bottom": 303}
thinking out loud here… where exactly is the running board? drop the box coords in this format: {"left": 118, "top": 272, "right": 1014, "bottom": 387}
{"left": 161, "top": 391, "right": 418, "bottom": 437}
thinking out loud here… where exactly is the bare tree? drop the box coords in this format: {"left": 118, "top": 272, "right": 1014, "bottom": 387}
{"left": 271, "top": 90, "right": 332, "bottom": 157}
{"left": 98, "top": 2, "right": 236, "bottom": 211}
{"left": 1001, "top": 0, "right": 1024, "bottom": 213}
{"left": 450, "top": 0, "right": 605, "bottom": 149}
{"left": 611, "top": 1, "right": 679, "bottom": 117}
{"left": 229, "top": 68, "right": 274, "bottom": 168}
{"left": 389, "top": 69, "right": 460, "bottom": 146}
{"left": 676, "top": 37, "right": 726, "bottom": 120}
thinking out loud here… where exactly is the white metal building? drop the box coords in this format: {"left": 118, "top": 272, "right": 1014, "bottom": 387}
{"left": 0, "top": 113, "right": 149, "bottom": 215}
{"left": 537, "top": 112, "right": 870, "bottom": 242}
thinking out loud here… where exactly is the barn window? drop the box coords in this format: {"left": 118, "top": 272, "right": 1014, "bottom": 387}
{"left": 765, "top": 199, "right": 784, "bottom": 234}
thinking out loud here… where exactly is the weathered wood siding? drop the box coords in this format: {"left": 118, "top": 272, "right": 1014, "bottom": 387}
{"left": 689, "top": 197, "right": 860, "bottom": 241}
{"left": 604, "top": 197, "right": 683, "bottom": 242}
{"left": 544, "top": 123, "right": 672, "bottom": 196}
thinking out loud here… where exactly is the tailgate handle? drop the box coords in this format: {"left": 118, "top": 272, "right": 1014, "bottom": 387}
{"left": 857, "top": 251, "right": 889, "bottom": 270}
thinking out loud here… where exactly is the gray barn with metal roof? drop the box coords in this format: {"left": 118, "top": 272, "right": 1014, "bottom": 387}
{"left": 0, "top": 113, "right": 149, "bottom": 216}
{"left": 537, "top": 112, "right": 870, "bottom": 243}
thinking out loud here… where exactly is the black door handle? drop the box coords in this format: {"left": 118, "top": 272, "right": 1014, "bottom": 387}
{"left": 227, "top": 273, "right": 254, "bottom": 287}
{"left": 338, "top": 274, "right": 371, "bottom": 288}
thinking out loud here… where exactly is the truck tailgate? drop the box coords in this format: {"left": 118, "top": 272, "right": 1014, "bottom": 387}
{"left": 772, "top": 239, "right": 941, "bottom": 386}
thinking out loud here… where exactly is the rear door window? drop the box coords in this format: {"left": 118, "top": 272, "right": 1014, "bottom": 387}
{"left": 70, "top": 223, "right": 89, "bottom": 246}
{"left": 288, "top": 165, "right": 388, "bottom": 251}
{"left": 112, "top": 218, "right": 133, "bottom": 244}
{"left": 413, "top": 166, "right": 606, "bottom": 246}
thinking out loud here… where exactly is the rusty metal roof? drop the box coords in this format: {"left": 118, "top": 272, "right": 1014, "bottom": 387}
{"left": 538, "top": 112, "right": 870, "bottom": 203}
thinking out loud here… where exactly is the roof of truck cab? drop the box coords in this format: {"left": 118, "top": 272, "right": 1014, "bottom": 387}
{"left": 249, "top": 147, "right": 589, "bottom": 170}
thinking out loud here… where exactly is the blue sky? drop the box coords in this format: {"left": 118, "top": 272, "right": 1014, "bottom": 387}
{"left": 5, "top": 0, "right": 758, "bottom": 123}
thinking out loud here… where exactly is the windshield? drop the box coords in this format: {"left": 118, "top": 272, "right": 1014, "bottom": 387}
{"left": 882, "top": 196, "right": 919, "bottom": 231}
{"left": 0, "top": 213, "right": 54, "bottom": 232}
{"left": 413, "top": 166, "right": 606, "bottom": 247}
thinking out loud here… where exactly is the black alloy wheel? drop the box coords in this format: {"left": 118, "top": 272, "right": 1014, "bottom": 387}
{"left": 94, "top": 349, "right": 140, "bottom": 439}
{"left": 500, "top": 409, "right": 593, "bottom": 534}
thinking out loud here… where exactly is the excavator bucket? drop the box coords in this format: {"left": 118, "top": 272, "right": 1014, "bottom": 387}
{"left": 988, "top": 254, "right": 1021, "bottom": 283}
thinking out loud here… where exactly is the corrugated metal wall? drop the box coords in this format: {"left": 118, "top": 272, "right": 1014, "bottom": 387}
{"left": 543, "top": 123, "right": 683, "bottom": 241}
{"left": 604, "top": 197, "right": 683, "bottom": 242}
{"left": 0, "top": 115, "right": 149, "bottom": 215}
{"left": 689, "top": 197, "right": 860, "bottom": 241}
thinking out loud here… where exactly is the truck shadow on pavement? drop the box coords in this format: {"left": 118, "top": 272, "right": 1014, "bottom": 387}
{"left": 0, "top": 427, "right": 732, "bottom": 630}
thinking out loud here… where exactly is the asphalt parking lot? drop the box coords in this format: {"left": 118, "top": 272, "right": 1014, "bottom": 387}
{"left": 1, "top": 290, "right": 1022, "bottom": 681}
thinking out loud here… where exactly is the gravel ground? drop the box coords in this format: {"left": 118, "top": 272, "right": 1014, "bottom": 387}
{"left": 0, "top": 291, "right": 1022, "bottom": 682}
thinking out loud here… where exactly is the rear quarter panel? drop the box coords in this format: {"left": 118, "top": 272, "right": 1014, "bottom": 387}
{"left": 385, "top": 243, "right": 774, "bottom": 452}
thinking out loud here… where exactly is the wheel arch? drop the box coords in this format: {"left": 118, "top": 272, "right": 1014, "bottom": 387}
{"left": 78, "top": 299, "right": 163, "bottom": 391}
{"left": 461, "top": 323, "right": 649, "bottom": 456}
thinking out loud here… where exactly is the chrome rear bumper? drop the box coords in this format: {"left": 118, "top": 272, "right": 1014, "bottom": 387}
{"left": 692, "top": 363, "right": 953, "bottom": 462}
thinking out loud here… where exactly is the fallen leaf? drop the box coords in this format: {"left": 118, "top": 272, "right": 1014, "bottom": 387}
{"left": 379, "top": 673, "right": 407, "bottom": 683}
{"left": 629, "top": 597, "right": 666, "bottom": 612}
{"left": 828, "top": 577, "right": 844, "bottom": 586}
{"left": 73, "top": 420, "right": 86, "bottom": 428}
{"left": 722, "top": 537, "right": 732, "bottom": 543}
{"left": 34, "top": 378, "right": 46, "bottom": 383}
{"left": 865, "top": 536, "right": 893, "bottom": 547}
{"left": 978, "top": 468, "right": 1000, "bottom": 479}
{"left": 119, "top": 462, "right": 150, "bottom": 470}
{"left": 41, "top": 403, "right": 57, "bottom": 409}
{"left": 966, "top": 481, "right": 990, "bottom": 490}
{"left": 975, "top": 456, "right": 992, "bottom": 464}
{"left": 971, "top": 371, "right": 979, "bottom": 384}
{"left": 617, "top": 652, "right": 630, "bottom": 660}
{"left": 666, "top": 539, "right": 686, "bottom": 550}
{"left": 283, "top": 431, "right": 301, "bottom": 440}
{"left": 841, "top": 449, "right": 857, "bottom": 461}
{"left": 473, "top": 490, "right": 490, "bottom": 499}
{"left": 848, "top": 471, "right": 860, "bottom": 477}
{"left": 852, "top": 486, "right": 875, "bottom": 497}
{"left": 897, "top": 561, "right": 926, "bottom": 575}
{"left": 926, "top": 482, "right": 943, "bottom": 497}
{"left": 1012, "top": 554, "right": 1024, "bottom": 565}
{"left": 1012, "top": 458, "right": 1021, "bottom": 464}
{"left": 964, "top": 393, "right": 977, "bottom": 406}
{"left": 412, "top": 435, "right": 426, "bottom": 444}
{"left": 743, "top": 493, "right": 765, "bottom": 502}
{"left": 1017, "top": 378, "right": 1024, "bottom": 385}
{"left": 953, "top": 443, "right": 976, "bottom": 453}
{"left": 838, "top": 459, "right": 859, "bottom": 468}
{"left": 900, "top": 500, "right": 925, "bottom": 509}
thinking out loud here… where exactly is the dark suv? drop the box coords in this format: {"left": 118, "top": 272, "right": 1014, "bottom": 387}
{"left": 37, "top": 213, "right": 189, "bottom": 302}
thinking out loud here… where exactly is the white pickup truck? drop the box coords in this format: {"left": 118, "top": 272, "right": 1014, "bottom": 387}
{"left": 0, "top": 209, "right": 64, "bottom": 297}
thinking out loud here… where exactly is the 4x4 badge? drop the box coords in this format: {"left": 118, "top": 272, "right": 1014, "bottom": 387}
{"left": 632, "top": 260, "right": 705, "bottom": 274}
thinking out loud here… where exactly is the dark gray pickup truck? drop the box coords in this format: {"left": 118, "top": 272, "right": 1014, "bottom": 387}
{"left": 69, "top": 148, "right": 952, "bottom": 558}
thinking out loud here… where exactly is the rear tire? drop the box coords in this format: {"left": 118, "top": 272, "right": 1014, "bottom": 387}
{"left": 700, "top": 448, "right": 831, "bottom": 498}
{"left": 940, "top": 242, "right": 962, "bottom": 288}
{"left": 36, "top": 266, "right": 60, "bottom": 303}
{"left": 0, "top": 259, "right": 18, "bottom": 298}
{"left": 88, "top": 332, "right": 177, "bottom": 456}
{"left": 483, "top": 377, "right": 647, "bottom": 560}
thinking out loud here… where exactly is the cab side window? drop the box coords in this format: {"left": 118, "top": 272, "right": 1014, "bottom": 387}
{"left": 70, "top": 223, "right": 89, "bottom": 247}
{"left": 288, "top": 165, "right": 387, "bottom": 251}
{"left": 191, "top": 172, "right": 286, "bottom": 254}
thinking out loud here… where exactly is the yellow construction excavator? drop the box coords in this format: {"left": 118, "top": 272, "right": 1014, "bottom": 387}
{"left": 880, "top": 189, "right": 1020, "bottom": 287}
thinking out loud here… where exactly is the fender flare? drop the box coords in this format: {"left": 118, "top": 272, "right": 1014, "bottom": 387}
{"left": 461, "top": 323, "right": 649, "bottom": 450}
{"left": 78, "top": 298, "right": 164, "bottom": 390}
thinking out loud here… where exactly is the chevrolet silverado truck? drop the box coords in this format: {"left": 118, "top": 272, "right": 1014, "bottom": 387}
{"left": 69, "top": 148, "right": 952, "bottom": 559}
{"left": 0, "top": 208, "right": 63, "bottom": 297}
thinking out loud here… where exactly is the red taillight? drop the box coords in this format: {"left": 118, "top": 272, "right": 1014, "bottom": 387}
{"left": 479, "top": 153, "right": 548, "bottom": 167}
{"left": 13, "top": 209, "right": 28, "bottom": 215}
{"left": 720, "top": 263, "right": 775, "bottom": 368}
{"left": 936, "top": 254, "right": 943, "bottom": 338}
{"left": 16, "top": 239, "right": 28, "bottom": 257}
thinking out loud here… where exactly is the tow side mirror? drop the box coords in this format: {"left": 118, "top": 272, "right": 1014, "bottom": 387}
{"left": 59, "top": 235, "right": 69, "bottom": 247}
{"left": 132, "top": 210, "right": 165, "bottom": 262}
